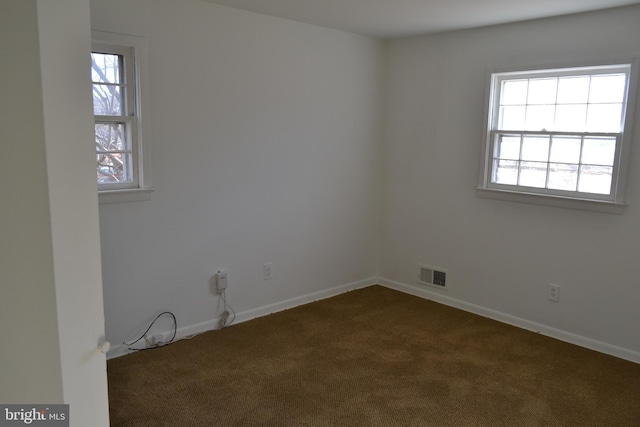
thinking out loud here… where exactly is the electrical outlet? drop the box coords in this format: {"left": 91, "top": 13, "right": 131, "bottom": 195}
{"left": 152, "top": 333, "right": 164, "bottom": 346}
{"left": 548, "top": 284, "right": 560, "bottom": 302}
{"left": 263, "top": 263, "right": 272, "bottom": 280}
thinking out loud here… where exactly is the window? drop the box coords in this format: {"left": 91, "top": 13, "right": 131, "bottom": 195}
{"left": 92, "top": 31, "right": 151, "bottom": 203}
{"left": 478, "top": 62, "right": 637, "bottom": 211}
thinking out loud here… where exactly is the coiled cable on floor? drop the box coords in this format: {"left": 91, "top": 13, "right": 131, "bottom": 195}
{"left": 123, "top": 311, "right": 177, "bottom": 351}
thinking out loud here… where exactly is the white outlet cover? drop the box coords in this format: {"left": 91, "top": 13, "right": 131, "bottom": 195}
{"left": 263, "top": 263, "right": 273, "bottom": 280}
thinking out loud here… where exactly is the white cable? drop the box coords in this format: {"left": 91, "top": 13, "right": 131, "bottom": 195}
{"left": 220, "top": 289, "right": 236, "bottom": 328}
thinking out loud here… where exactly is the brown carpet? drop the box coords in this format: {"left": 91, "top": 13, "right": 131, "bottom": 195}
{"left": 108, "top": 285, "right": 640, "bottom": 426}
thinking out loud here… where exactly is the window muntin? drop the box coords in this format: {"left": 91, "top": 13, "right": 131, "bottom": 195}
{"left": 484, "top": 64, "right": 633, "bottom": 203}
{"left": 92, "top": 44, "right": 139, "bottom": 190}
{"left": 492, "top": 133, "right": 618, "bottom": 195}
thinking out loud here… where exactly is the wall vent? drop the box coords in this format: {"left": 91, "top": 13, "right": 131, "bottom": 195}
{"left": 418, "top": 265, "right": 447, "bottom": 288}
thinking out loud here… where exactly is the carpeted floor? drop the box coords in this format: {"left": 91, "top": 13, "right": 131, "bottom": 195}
{"left": 107, "top": 285, "right": 640, "bottom": 426}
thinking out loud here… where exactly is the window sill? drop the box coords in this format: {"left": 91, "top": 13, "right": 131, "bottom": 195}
{"left": 475, "top": 187, "right": 626, "bottom": 215}
{"left": 98, "top": 187, "right": 153, "bottom": 204}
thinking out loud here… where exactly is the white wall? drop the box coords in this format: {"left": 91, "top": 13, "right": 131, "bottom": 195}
{"left": 1, "top": 0, "right": 109, "bottom": 424}
{"left": 92, "top": 0, "right": 640, "bottom": 363}
{"left": 91, "top": 0, "right": 386, "bottom": 349}
{"left": 38, "top": 0, "right": 110, "bottom": 423}
{"left": 381, "top": 5, "right": 640, "bottom": 358}
{"left": 0, "top": 0, "right": 63, "bottom": 403}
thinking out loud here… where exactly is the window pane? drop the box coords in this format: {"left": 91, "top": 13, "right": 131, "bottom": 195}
{"left": 91, "top": 53, "right": 121, "bottom": 84}
{"left": 586, "top": 103, "right": 622, "bottom": 132}
{"left": 550, "top": 136, "right": 581, "bottom": 164}
{"left": 501, "top": 80, "right": 528, "bottom": 105}
{"left": 519, "top": 161, "right": 547, "bottom": 188}
{"left": 589, "top": 74, "right": 626, "bottom": 104}
{"left": 527, "top": 78, "right": 557, "bottom": 105}
{"left": 494, "top": 135, "right": 520, "bottom": 159}
{"left": 492, "top": 160, "right": 518, "bottom": 185}
{"left": 548, "top": 163, "right": 578, "bottom": 191}
{"left": 95, "top": 123, "right": 128, "bottom": 151}
{"left": 521, "top": 135, "right": 550, "bottom": 162}
{"left": 557, "top": 76, "right": 589, "bottom": 104}
{"left": 97, "top": 152, "right": 132, "bottom": 184}
{"left": 555, "top": 105, "right": 587, "bottom": 131}
{"left": 93, "top": 84, "right": 123, "bottom": 115}
{"left": 486, "top": 65, "right": 630, "bottom": 202}
{"left": 525, "top": 105, "right": 555, "bottom": 131}
{"left": 581, "top": 137, "right": 616, "bottom": 166}
{"left": 499, "top": 106, "right": 525, "bottom": 129}
{"left": 578, "top": 165, "right": 613, "bottom": 194}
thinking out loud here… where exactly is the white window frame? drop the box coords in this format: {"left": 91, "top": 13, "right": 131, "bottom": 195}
{"left": 92, "top": 31, "right": 152, "bottom": 204}
{"left": 477, "top": 59, "right": 639, "bottom": 214}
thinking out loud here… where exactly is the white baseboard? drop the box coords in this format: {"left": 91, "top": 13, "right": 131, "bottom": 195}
{"left": 107, "top": 276, "right": 376, "bottom": 360}
{"left": 377, "top": 277, "right": 640, "bottom": 364}
{"left": 108, "top": 276, "right": 639, "bottom": 364}
{"left": 232, "top": 277, "right": 375, "bottom": 324}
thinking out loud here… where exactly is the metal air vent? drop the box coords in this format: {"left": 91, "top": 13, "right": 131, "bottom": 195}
{"left": 418, "top": 265, "right": 447, "bottom": 288}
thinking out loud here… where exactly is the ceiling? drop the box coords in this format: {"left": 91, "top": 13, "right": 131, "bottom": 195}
{"left": 204, "top": 0, "right": 640, "bottom": 39}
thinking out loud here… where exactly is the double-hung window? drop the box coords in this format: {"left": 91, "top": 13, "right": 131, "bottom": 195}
{"left": 92, "top": 31, "right": 150, "bottom": 202}
{"left": 479, "top": 62, "right": 637, "bottom": 211}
